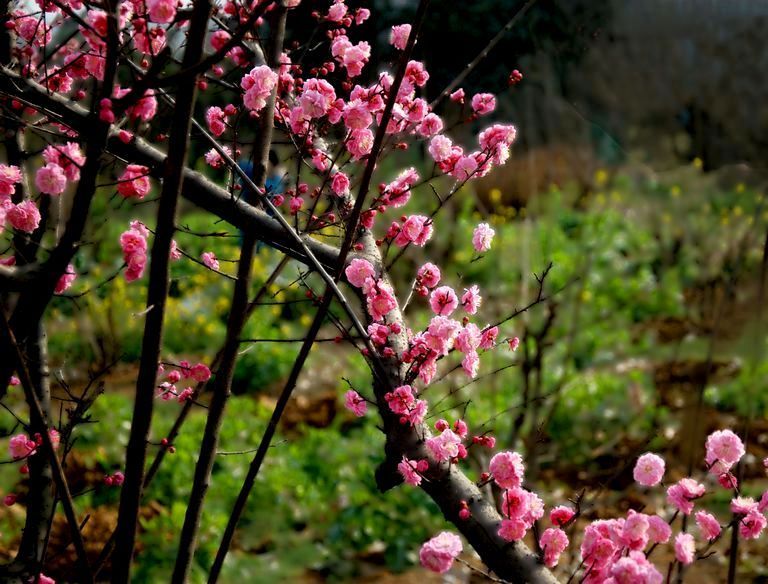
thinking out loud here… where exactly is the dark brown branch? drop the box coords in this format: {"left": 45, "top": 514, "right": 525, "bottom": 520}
{"left": 170, "top": 5, "right": 287, "bottom": 582}
{"left": 0, "top": 313, "right": 93, "bottom": 583}
{"left": 111, "top": 1, "right": 214, "bottom": 580}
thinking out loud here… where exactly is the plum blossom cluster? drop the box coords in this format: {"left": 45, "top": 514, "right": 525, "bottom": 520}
{"left": 416, "top": 429, "right": 768, "bottom": 579}
{"left": 119, "top": 220, "right": 181, "bottom": 281}
{"left": 156, "top": 361, "right": 212, "bottom": 402}
{"left": 344, "top": 256, "right": 499, "bottom": 385}
{"left": 1, "top": 145, "right": 82, "bottom": 235}
{"left": 119, "top": 221, "right": 150, "bottom": 282}
{"left": 7, "top": 429, "right": 60, "bottom": 476}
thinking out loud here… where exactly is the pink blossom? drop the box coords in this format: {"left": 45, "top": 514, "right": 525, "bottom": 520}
{"left": 550, "top": 505, "right": 575, "bottom": 527}
{"left": 461, "top": 351, "right": 479, "bottom": 378}
{"left": 695, "top": 511, "right": 721, "bottom": 540}
{"left": 426, "top": 429, "right": 462, "bottom": 462}
{"left": 42, "top": 143, "right": 85, "bottom": 181}
{"left": 418, "top": 113, "right": 443, "bottom": 137}
{"left": 381, "top": 167, "right": 418, "bottom": 207}
{"left": 147, "top": 0, "right": 176, "bottom": 23}
{"left": 288, "top": 196, "right": 302, "bottom": 214}
{"left": 7, "top": 200, "right": 41, "bottom": 233}
{"left": 366, "top": 281, "right": 396, "bottom": 321}
{"left": 405, "top": 60, "right": 429, "bottom": 87}
{"left": 479, "top": 326, "right": 498, "bottom": 350}
{"left": 425, "top": 316, "right": 461, "bottom": 354}
{"left": 345, "top": 258, "right": 375, "bottom": 288}
{"left": 501, "top": 487, "right": 531, "bottom": 520}
{"left": 419, "top": 531, "right": 462, "bottom": 574}
{"left": 331, "top": 172, "right": 350, "bottom": 196}
{"left": 9, "top": 434, "right": 36, "bottom": 459}
{"left": 740, "top": 510, "right": 767, "bottom": 539}
{"left": 48, "top": 428, "right": 60, "bottom": 451}
{"left": 176, "top": 387, "right": 193, "bottom": 402}
{"left": 428, "top": 135, "right": 453, "bottom": 163}
{"left": 390, "top": 24, "right": 411, "bottom": 50}
{"left": 429, "top": 286, "right": 459, "bottom": 316}
{"left": 354, "top": 7, "right": 369, "bottom": 23}
{"left": 717, "top": 472, "right": 738, "bottom": 489}
{"left": 455, "top": 323, "right": 481, "bottom": 354}
{"left": 344, "top": 390, "right": 367, "bottom": 417}
{"left": 609, "top": 552, "right": 663, "bottom": 584}
{"left": 241, "top": 65, "right": 278, "bottom": 113}
{"left": 204, "top": 146, "right": 232, "bottom": 169}
{"left": 621, "top": 510, "right": 649, "bottom": 550}
{"left": 119, "top": 224, "right": 148, "bottom": 282}
{"left": 4, "top": 494, "right": 17, "bottom": 506}
{"left": 170, "top": 240, "right": 181, "bottom": 261}
{"left": 647, "top": 515, "right": 672, "bottom": 543}
{"left": 35, "top": 163, "right": 67, "bottom": 195}
{"left": 705, "top": 429, "right": 744, "bottom": 474}
{"left": 201, "top": 252, "right": 219, "bottom": 271}
{"left": 125, "top": 251, "right": 147, "bottom": 282}
{"left": 119, "top": 227, "right": 147, "bottom": 257}
{"left": 417, "top": 263, "right": 441, "bottom": 288}
{"left": 406, "top": 399, "right": 427, "bottom": 426}
{"left": 54, "top": 264, "right": 77, "bottom": 294}
{"left": 633, "top": 452, "right": 665, "bottom": 486}
{"left": 489, "top": 451, "right": 525, "bottom": 489}
{"left": 347, "top": 128, "right": 374, "bottom": 160}
{"left": 479, "top": 124, "right": 517, "bottom": 165}
{"left": 452, "top": 155, "right": 478, "bottom": 180}
{"left": 498, "top": 518, "right": 526, "bottom": 542}
{"left": 385, "top": 385, "right": 415, "bottom": 415}
{"left": 472, "top": 222, "right": 495, "bottom": 252}
{"left": 471, "top": 92, "right": 496, "bottom": 116}
{"left": 674, "top": 532, "right": 695, "bottom": 565}
{"left": 394, "top": 215, "right": 432, "bottom": 247}
{"left": 299, "top": 78, "right": 336, "bottom": 118}
{"left": 0, "top": 164, "right": 22, "bottom": 196}
{"left": 667, "top": 478, "right": 706, "bottom": 515}
{"left": 508, "top": 336, "right": 520, "bottom": 351}
{"left": 449, "top": 88, "right": 465, "bottom": 103}
{"left": 461, "top": 285, "right": 482, "bottom": 314}
{"left": 397, "top": 457, "right": 422, "bottom": 486}
{"left": 128, "top": 91, "right": 157, "bottom": 122}
{"left": 190, "top": 363, "right": 211, "bottom": 382}
{"left": 540, "top": 527, "right": 568, "bottom": 567}
{"left": 326, "top": 1, "right": 347, "bottom": 23}
{"left": 343, "top": 100, "right": 373, "bottom": 130}
{"left": 367, "top": 323, "right": 389, "bottom": 345}
{"left": 730, "top": 496, "right": 757, "bottom": 515}
{"left": 581, "top": 522, "right": 618, "bottom": 571}
{"left": 758, "top": 491, "right": 768, "bottom": 513}
{"left": 206, "top": 106, "right": 227, "bottom": 137}
{"left": 117, "top": 165, "right": 151, "bottom": 199}
{"left": 332, "top": 36, "right": 371, "bottom": 77}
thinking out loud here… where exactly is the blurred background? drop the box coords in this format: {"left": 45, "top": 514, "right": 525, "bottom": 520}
{"left": 3, "top": 0, "right": 768, "bottom": 581}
